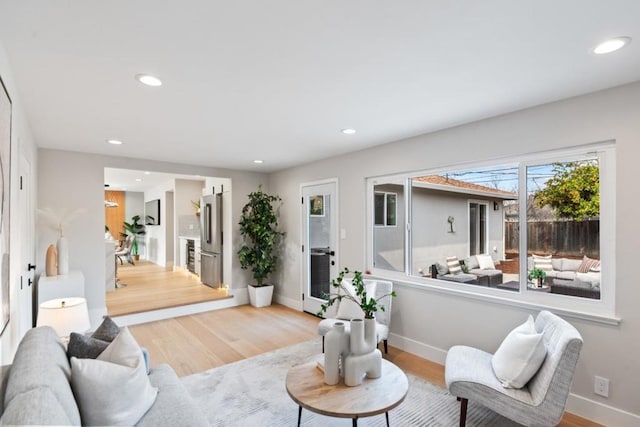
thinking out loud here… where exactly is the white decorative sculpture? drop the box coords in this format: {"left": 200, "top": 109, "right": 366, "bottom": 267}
{"left": 344, "top": 318, "right": 382, "bottom": 386}
{"left": 324, "top": 318, "right": 382, "bottom": 387}
{"left": 323, "top": 322, "right": 349, "bottom": 385}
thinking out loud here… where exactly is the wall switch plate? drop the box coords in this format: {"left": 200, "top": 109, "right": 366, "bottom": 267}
{"left": 189, "top": 224, "right": 194, "bottom": 230}
{"left": 594, "top": 376, "right": 609, "bottom": 397}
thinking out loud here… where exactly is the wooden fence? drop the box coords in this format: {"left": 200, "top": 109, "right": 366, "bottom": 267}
{"left": 505, "top": 220, "right": 599, "bottom": 258}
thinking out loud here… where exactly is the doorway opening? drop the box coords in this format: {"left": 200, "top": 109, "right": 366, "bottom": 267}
{"left": 104, "top": 168, "right": 233, "bottom": 317}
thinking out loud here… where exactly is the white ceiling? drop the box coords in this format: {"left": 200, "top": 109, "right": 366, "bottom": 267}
{"left": 104, "top": 168, "right": 205, "bottom": 192}
{"left": 1, "top": 1, "right": 639, "bottom": 173}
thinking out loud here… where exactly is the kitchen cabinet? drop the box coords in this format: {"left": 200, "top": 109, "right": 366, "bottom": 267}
{"left": 179, "top": 237, "right": 200, "bottom": 277}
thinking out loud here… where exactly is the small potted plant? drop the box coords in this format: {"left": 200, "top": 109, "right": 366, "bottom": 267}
{"left": 238, "top": 186, "right": 284, "bottom": 307}
{"left": 122, "top": 215, "right": 146, "bottom": 261}
{"left": 529, "top": 268, "right": 547, "bottom": 287}
{"left": 318, "top": 268, "right": 396, "bottom": 319}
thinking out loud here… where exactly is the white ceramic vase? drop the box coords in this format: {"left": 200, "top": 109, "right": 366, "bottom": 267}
{"left": 57, "top": 236, "right": 69, "bottom": 275}
{"left": 324, "top": 322, "right": 349, "bottom": 385}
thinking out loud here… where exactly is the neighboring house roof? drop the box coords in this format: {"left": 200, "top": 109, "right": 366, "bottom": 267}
{"left": 412, "top": 175, "right": 518, "bottom": 200}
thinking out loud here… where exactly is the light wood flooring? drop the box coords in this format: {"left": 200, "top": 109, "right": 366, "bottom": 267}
{"left": 106, "top": 260, "right": 231, "bottom": 316}
{"left": 129, "top": 304, "right": 599, "bottom": 427}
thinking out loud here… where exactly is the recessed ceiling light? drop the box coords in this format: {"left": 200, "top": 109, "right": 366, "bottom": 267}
{"left": 135, "top": 74, "right": 163, "bottom": 87}
{"left": 107, "top": 139, "right": 123, "bottom": 145}
{"left": 341, "top": 128, "right": 356, "bottom": 135}
{"left": 135, "top": 178, "right": 142, "bottom": 182}
{"left": 144, "top": 171, "right": 151, "bottom": 175}
{"left": 593, "top": 37, "right": 631, "bottom": 54}
{"left": 253, "top": 160, "right": 263, "bottom": 164}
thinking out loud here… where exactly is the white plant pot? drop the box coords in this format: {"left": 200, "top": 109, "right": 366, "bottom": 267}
{"left": 248, "top": 284, "right": 274, "bottom": 308}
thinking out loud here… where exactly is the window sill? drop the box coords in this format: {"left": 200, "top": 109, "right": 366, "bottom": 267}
{"left": 367, "top": 273, "right": 621, "bottom": 326}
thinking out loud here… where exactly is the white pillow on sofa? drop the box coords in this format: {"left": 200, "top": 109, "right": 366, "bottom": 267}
{"left": 491, "top": 315, "right": 547, "bottom": 389}
{"left": 476, "top": 254, "right": 495, "bottom": 270}
{"left": 336, "top": 279, "right": 376, "bottom": 320}
{"left": 71, "top": 327, "right": 158, "bottom": 426}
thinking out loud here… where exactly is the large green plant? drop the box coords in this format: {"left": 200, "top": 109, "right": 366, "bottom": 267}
{"left": 237, "top": 187, "right": 284, "bottom": 287}
{"left": 121, "top": 215, "right": 146, "bottom": 255}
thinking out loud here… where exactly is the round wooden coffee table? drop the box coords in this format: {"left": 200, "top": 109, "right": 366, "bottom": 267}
{"left": 286, "top": 356, "right": 408, "bottom": 426}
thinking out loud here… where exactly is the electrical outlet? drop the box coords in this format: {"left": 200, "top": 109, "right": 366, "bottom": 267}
{"left": 594, "top": 376, "right": 609, "bottom": 397}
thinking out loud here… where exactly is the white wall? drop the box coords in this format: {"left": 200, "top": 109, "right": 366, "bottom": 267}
{"left": 143, "top": 181, "right": 172, "bottom": 266}
{"left": 0, "top": 41, "right": 38, "bottom": 365}
{"left": 37, "top": 149, "right": 267, "bottom": 331}
{"left": 269, "top": 81, "right": 640, "bottom": 423}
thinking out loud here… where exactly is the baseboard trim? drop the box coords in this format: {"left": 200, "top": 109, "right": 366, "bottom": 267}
{"left": 388, "top": 332, "right": 448, "bottom": 365}
{"left": 387, "top": 331, "right": 639, "bottom": 425}
{"left": 112, "top": 293, "right": 247, "bottom": 327}
{"left": 274, "top": 293, "right": 302, "bottom": 310}
{"left": 566, "top": 392, "right": 640, "bottom": 426}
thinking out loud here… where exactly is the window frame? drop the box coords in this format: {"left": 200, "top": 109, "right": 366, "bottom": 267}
{"left": 373, "top": 191, "right": 398, "bottom": 227}
{"left": 366, "top": 142, "right": 616, "bottom": 320}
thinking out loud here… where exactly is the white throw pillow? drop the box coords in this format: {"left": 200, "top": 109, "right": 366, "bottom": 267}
{"left": 476, "top": 254, "right": 495, "bottom": 270}
{"left": 336, "top": 279, "right": 376, "bottom": 320}
{"left": 71, "top": 327, "right": 158, "bottom": 426}
{"left": 532, "top": 254, "right": 553, "bottom": 271}
{"left": 491, "top": 315, "right": 547, "bottom": 389}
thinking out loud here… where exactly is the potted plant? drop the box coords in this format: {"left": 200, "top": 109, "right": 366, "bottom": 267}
{"left": 122, "top": 215, "right": 146, "bottom": 261}
{"left": 529, "top": 268, "right": 547, "bottom": 287}
{"left": 317, "top": 268, "right": 396, "bottom": 319}
{"left": 238, "top": 186, "right": 284, "bottom": 307}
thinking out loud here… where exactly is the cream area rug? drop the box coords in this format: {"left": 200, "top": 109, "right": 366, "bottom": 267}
{"left": 181, "top": 339, "right": 519, "bottom": 426}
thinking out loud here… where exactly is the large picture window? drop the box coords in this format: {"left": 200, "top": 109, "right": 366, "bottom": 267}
{"left": 367, "top": 143, "right": 614, "bottom": 316}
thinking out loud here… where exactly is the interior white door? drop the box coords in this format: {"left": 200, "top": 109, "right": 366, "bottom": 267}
{"left": 302, "top": 181, "right": 338, "bottom": 315}
{"left": 18, "top": 153, "right": 34, "bottom": 334}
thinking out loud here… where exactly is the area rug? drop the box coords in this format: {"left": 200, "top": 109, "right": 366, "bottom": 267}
{"left": 181, "top": 339, "right": 518, "bottom": 426}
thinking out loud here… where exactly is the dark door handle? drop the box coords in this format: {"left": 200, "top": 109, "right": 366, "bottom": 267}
{"left": 331, "top": 261, "right": 335, "bottom": 266}
{"left": 329, "top": 251, "right": 335, "bottom": 256}
{"left": 28, "top": 263, "right": 36, "bottom": 271}
{"left": 28, "top": 278, "right": 33, "bottom": 287}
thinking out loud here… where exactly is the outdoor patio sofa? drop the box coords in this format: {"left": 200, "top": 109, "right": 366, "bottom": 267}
{"left": 431, "top": 255, "right": 503, "bottom": 286}
{"left": 529, "top": 255, "right": 601, "bottom": 299}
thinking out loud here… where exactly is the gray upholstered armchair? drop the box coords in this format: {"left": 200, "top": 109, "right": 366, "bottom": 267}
{"left": 445, "top": 310, "right": 583, "bottom": 426}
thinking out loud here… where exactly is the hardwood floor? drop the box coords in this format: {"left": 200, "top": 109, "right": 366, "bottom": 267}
{"left": 129, "top": 304, "right": 600, "bottom": 426}
{"left": 106, "top": 260, "right": 231, "bottom": 316}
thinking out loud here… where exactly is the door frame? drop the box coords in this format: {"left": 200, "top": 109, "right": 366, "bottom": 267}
{"left": 299, "top": 178, "right": 339, "bottom": 314}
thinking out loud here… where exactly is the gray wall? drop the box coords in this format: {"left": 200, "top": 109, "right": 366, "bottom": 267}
{"left": 411, "top": 187, "right": 505, "bottom": 275}
{"left": 269, "top": 81, "right": 640, "bottom": 419}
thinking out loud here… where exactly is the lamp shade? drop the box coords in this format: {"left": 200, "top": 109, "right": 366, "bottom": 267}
{"left": 37, "top": 297, "right": 91, "bottom": 338}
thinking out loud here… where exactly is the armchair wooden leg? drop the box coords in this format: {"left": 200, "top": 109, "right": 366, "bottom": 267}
{"left": 458, "top": 397, "right": 468, "bottom": 427}
{"left": 384, "top": 339, "right": 388, "bottom": 354}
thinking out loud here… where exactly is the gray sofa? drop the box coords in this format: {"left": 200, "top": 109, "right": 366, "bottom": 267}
{"left": 528, "top": 256, "right": 601, "bottom": 299}
{"left": 0, "top": 326, "right": 208, "bottom": 426}
{"left": 431, "top": 255, "right": 503, "bottom": 286}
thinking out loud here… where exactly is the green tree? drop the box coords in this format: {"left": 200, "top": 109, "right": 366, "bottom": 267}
{"left": 534, "top": 161, "right": 599, "bottom": 220}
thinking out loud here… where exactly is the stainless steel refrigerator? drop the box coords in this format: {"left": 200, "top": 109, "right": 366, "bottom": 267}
{"left": 200, "top": 193, "right": 222, "bottom": 288}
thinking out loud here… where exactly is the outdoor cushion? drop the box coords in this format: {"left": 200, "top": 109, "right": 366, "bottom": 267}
{"left": 464, "top": 256, "right": 480, "bottom": 270}
{"left": 577, "top": 256, "right": 600, "bottom": 273}
{"left": 562, "top": 258, "right": 583, "bottom": 272}
{"left": 441, "top": 273, "right": 477, "bottom": 283}
{"left": 532, "top": 254, "right": 553, "bottom": 271}
{"left": 447, "top": 256, "right": 462, "bottom": 275}
{"left": 476, "top": 255, "right": 495, "bottom": 270}
{"left": 436, "top": 262, "right": 449, "bottom": 276}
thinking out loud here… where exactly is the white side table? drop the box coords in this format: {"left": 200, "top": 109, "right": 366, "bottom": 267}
{"left": 37, "top": 271, "right": 85, "bottom": 306}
